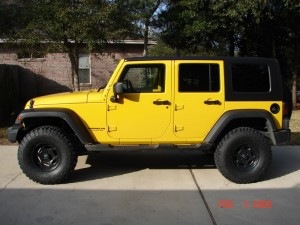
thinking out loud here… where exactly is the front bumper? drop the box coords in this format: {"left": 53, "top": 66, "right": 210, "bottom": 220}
{"left": 274, "top": 129, "right": 291, "bottom": 145}
{"left": 7, "top": 124, "right": 23, "bottom": 143}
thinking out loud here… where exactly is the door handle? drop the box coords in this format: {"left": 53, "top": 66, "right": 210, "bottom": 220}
{"left": 204, "top": 99, "right": 221, "bottom": 105}
{"left": 153, "top": 100, "right": 171, "bottom": 105}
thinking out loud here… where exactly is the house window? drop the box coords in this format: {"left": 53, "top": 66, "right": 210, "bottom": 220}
{"left": 78, "top": 54, "right": 91, "bottom": 84}
{"left": 17, "top": 50, "right": 45, "bottom": 60}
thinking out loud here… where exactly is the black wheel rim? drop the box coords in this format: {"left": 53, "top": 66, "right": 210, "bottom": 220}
{"left": 233, "top": 145, "right": 259, "bottom": 170}
{"left": 32, "top": 143, "right": 61, "bottom": 171}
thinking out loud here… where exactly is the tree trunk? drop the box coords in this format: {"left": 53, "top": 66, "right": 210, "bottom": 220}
{"left": 292, "top": 71, "right": 297, "bottom": 109}
{"left": 66, "top": 41, "right": 80, "bottom": 91}
{"left": 142, "top": 0, "right": 162, "bottom": 56}
{"left": 228, "top": 32, "right": 235, "bottom": 56}
{"left": 175, "top": 46, "right": 180, "bottom": 56}
{"left": 143, "top": 19, "right": 149, "bottom": 56}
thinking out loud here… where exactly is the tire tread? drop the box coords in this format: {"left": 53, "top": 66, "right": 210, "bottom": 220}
{"left": 214, "top": 127, "right": 271, "bottom": 184}
{"left": 18, "top": 126, "right": 78, "bottom": 184}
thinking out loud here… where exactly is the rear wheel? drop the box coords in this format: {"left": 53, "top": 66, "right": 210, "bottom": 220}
{"left": 18, "top": 126, "right": 78, "bottom": 184}
{"left": 214, "top": 127, "right": 271, "bottom": 184}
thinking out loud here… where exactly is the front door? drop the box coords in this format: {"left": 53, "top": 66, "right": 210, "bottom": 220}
{"left": 174, "top": 60, "right": 225, "bottom": 139}
{"left": 107, "top": 61, "right": 172, "bottom": 142}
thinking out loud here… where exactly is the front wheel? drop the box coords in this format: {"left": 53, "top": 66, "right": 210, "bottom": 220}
{"left": 18, "top": 126, "right": 78, "bottom": 184}
{"left": 214, "top": 127, "right": 271, "bottom": 184}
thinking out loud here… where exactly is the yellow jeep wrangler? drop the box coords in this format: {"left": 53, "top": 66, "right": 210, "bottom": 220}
{"left": 8, "top": 57, "right": 291, "bottom": 184}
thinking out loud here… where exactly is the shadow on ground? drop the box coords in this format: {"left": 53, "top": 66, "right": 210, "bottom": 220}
{"left": 1, "top": 187, "right": 299, "bottom": 225}
{"left": 69, "top": 151, "right": 215, "bottom": 183}
{"left": 70, "top": 147, "right": 300, "bottom": 183}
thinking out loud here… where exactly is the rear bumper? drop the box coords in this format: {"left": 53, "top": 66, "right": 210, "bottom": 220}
{"left": 7, "top": 124, "right": 22, "bottom": 143}
{"left": 274, "top": 129, "right": 290, "bottom": 145}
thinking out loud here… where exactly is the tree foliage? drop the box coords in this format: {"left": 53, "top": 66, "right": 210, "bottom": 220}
{"left": 14, "top": 0, "right": 133, "bottom": 90}
{"left": 1, "top": 0, "right": 299, "bottom": 97}
{"left": 156, "top": 0, "right": 299, "bottom": 79}
{"left": 120, "top": 0, "right": 165, "bottom": 55}
{"left": 0, "top": 2, "right": 29, "bottom": 38}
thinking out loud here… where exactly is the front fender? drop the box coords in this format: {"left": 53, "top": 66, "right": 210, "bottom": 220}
{"left": 9, "top": 108, "right": 94, "bottom": 144}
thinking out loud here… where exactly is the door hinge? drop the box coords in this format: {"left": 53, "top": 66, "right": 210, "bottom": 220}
{"left": 107, "top": 105, "right": 117, "bottom": 111}
{"left": 175, "top": 125, "right": 184, "bottom": 132}
{"left": 175, "top": 104, "right": 184, "bottom": 111}
{"left": 108, "top": 126, "right": 117, "bottom": 132}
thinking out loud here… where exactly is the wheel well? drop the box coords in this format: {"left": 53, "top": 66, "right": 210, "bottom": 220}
{"left": 213, "top": 117, "right": 268, "bottom": 147}
{"left": 18, "top": 117, "right": 87, "bottom": 154}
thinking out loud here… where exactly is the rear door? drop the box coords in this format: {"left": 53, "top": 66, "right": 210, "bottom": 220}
{"left": 173, "top": 60, "right": 225, "bottom": 139}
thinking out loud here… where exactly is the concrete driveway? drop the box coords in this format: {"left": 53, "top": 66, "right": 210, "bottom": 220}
{"left": 0, "top": 145, "right": 299, "bottom": 225}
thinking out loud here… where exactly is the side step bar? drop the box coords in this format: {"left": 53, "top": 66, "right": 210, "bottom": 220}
{"left": 84, "top": 144, "right": 213, "bottom": 152}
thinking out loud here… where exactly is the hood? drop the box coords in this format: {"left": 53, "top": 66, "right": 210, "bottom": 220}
{"left": 26, "top": 91, "right": 90, "bottom": 108}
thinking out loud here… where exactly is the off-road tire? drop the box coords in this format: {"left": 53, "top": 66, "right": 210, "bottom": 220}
{"left": 214, "top": 127, "right": 271, "bottom": 184}
{"left": 18, "top": 126, "right": 78, "bottom": 184}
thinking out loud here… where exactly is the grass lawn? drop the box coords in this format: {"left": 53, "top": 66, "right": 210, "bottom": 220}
{"left": 0, "top": 126, "right": 12, "bottom": 145}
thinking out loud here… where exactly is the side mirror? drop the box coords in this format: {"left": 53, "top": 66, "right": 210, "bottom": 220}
{"left": 114, "top": 82, "right": 124, "bottom": 95}
{"left": 110, "top": 82, "right": 123, "bottom": 102}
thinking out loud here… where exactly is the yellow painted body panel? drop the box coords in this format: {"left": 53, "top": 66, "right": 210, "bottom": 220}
{"left": 25, "top": 59, "right": 284, "bottom": 145}
{"left": 224, "top": 102, "right": 282, "bottom": 129}
{"left": 27, "top": 91, "right": 89, "bottom": 107}
{"left": 25, "top": 90, "right": 108, "bottom": 142}
{"left": 173, "top": 60, "right": 225, "bottom": 139}
{"left": 106, "top": 61, "right": 173, "bottom": 143}
{"left": 27, "top": 101, "right": 107, "bottom": 142}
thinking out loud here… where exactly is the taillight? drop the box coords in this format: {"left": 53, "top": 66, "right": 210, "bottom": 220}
{"left": 283, "top": 102, "right": 289, "bottom": 117}
{"left": 282, "top": 102, "right": 290, "bottom": 129}
{"left": 17, "top": 115, "right": 22, "bottom": 122}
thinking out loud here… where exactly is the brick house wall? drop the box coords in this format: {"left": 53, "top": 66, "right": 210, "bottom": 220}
{"left": 0, "top": 41, "right": 150, "bottom": 93}
{"left": 0, "top": 41, "right": 154, "bottom": 122}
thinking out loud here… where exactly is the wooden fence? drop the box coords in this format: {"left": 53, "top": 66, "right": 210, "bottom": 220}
{"left": 0, "top": 64, "right": 70, "bottom": 125}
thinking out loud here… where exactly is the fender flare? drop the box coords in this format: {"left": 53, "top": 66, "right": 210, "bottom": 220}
{"left": 15, "top": 108, "right": 94, "bottom": 144}
{"left": 204, "top": 110, "right": 278, "bottom": 144}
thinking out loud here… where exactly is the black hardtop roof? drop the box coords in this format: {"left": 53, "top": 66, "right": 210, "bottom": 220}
{"left": 125, "top": 56, "right": 277, "bottom": 63}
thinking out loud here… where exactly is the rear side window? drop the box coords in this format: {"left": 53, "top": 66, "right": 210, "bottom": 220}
{"left": 179, "top": 64, "right": 220, "bottom": 92}
{"left": 231, "top": 64, "right": 270, "bottom": 92}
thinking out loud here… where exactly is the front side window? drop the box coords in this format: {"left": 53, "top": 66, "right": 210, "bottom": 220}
{"left": 179, "top": 64, "right": 220, "bottom": 92}
{"left": 119, "top": 64, "right": 165, "bottom": 93}
{"left": 231, "top": 64, "right": 270, "bottom": 92}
